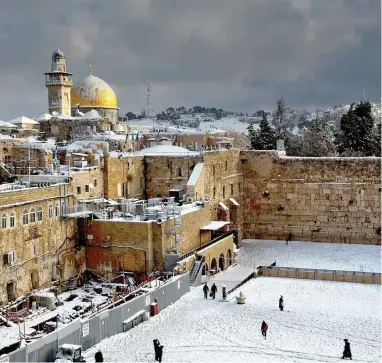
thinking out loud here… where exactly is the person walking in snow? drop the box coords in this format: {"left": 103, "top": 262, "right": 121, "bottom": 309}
{"left": 203, "top": 282, "right": 209, "bottom": 299}
{"left": 279, "top": 295, "right": 284, "bottom": 311}
{"left": 157, "top": 343, "right": 164, "bottom": 362}
{"left": 342, "top": 339, "right": 352, "bottom": 360}
{"left": 285, "top": 235, "right": 289, "bottom": 245}
{"left": 261, "top": 321, "right": 268, "bottom": 339}
{"left": 95, "top": 350, "right": 104, "bottom": 362}
{"left": 211, "top": 283, "right": 218, "bottom": 299}
{"left": 153, "top": 339, "right": 161, "bottom": 361}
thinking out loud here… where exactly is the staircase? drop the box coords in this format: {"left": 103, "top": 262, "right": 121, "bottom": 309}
{"left": 189, "top": 256, "right": 205, "bottom": 286}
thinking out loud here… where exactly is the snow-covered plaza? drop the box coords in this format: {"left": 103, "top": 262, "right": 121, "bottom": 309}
{"left": 85, "top": 241, "right": 381, "bottom": 362}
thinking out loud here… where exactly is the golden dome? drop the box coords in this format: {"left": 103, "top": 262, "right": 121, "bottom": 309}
{"left": 71, "top": 70, "right": 118, "bottom": 109}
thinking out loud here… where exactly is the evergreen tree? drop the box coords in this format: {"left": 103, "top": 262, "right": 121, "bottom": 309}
{"left": 284, "top": 131, "right": 304, "bottom": 156}
{"left": 247, "top": 123, "right": 258, "bottom": 150}
{"left": 336, "top": 101, "right": 379, "bottom": 156}
{"left": 302, "top": 119, "right": 337, "bottom": 156}
{"left": 247, "top": 113, "right": 276, "bottom": 150}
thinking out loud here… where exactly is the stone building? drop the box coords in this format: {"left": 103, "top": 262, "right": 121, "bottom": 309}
{"left": 0, "top": 183, "right": 83, "bottom": 303}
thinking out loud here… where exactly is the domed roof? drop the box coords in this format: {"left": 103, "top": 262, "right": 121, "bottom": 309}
{"left": 71, "top": 72, "right": 118, "bottom": 109}
{"left": 137, "top": 145, "right": 199, "bottom": 157}
{"left": 52, "top": 47, "right": 64, "bottom": 58}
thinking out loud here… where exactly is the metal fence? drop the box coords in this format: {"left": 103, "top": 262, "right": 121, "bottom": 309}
{"left": 4, "top": 273, "right": 190, "bottom": 362}
{"left": 260, "top": 266, "right": 381, "bottom": 284}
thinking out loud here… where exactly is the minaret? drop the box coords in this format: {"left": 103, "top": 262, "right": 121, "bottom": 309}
{"left": 44, "top": 48, "right": 73, "bottom": 116}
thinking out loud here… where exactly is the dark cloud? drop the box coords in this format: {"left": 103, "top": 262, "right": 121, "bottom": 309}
{"left": 0, "top": 0, "right": 379, "bottom": 119}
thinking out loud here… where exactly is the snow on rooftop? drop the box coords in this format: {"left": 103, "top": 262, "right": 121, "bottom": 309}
{"left": 34, "top": 113, "right": 52, "bottom": 122}
{"left": 187, "top": 163, "right": 204, "bottom": 186}
{"left": 82, "top": 109, "right": 102, "bottom": 120}
{"left": 0, "top": 120, "right": 18, "bottom": 128}
{"left": 8, "top": 116, "right": 39, "bottom": 125}
{"left": 136, "top": 145, "right": 200, "bottom": 157}
{"left": 0, "top": 133, "right": 14, "bottom": 140}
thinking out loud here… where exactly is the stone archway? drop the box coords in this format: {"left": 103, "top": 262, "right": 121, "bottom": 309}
{"left": 7, "top": 281, "right": 16, "bottom": 301}
{"left": 219, "top": 253, "right": 225, "bottom": 272}
{"left": 31, "top": 270, "right": 39, "bottom": 289}
{"left": 226, "top": 249, "right": 232, "bottom": 268}
{"left": 202, "top": 262, "right": 208, "bottom": 275}
{"left": 210, "top": 258, "right": 217, "bottom": 274}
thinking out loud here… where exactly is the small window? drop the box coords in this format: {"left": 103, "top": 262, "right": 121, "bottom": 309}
{"left": 37, "top": 208, "right": 43, "bottom": 221}
{"left": 85, "top": 185, "right": 89, "bottom": 192}
{"left": 223, "top": 186, "right": 225, "bottom": 199}
{"left": 49, "top": 205, "right": 53, "bottom": 218}
{"left": 55, "top": 205, "right": 60, "bottom": 217}
{"left": 231, "top": 183, "right": 234, "bottom": 195}
{"left": 213, "top": 165, "right": 216, "bottom": 176}
{"left": 23, "top": 210, "right": 29, "bottom": 225}
{"left": 33, "top": 245, "right": 36, "bottom": 256}
{"left": 30, "top": 209, "right": 36, "bottom": 223}
{"left": 1, "top": 214, "right": 6, "bottom": 229}
{"left": 77, "top": 186, "right": 81, "bottom": 194}
{"left": 127, "top": 162, "right": 130, "bottom": 170}
{"left": 225, "top": 161, "right": 228, "bottom": 171}
{"left": 177, "top": 168, "right": 182, "bottom": 177}
{"left": 10, "top": 213, "right": 15, "bottom": 228}
{"left": 94, "top": 179, "right": 97, "bottom": 187}
{"left": 61, "top": 204, "right": 66, "bottom": 215}
{"left": 239, "top": 182, "right": 241, "bottom": 193}
{"left": 213, "top": 187, "right": 216, "bottom": 199}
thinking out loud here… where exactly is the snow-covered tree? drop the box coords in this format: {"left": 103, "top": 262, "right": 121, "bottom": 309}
{"left": 302, "top": 119, "right": 337, "bottom": 157}
{"left": 272, "top": 97, "right": 292, "bottom": 139}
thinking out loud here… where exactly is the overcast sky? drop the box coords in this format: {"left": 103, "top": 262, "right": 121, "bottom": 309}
{"left": 0, "top": 0, "right": 380, "bottom": 119}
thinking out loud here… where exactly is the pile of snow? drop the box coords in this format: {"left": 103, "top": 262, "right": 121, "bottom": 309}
{"left": 85, "top": 277, "right": 381, "bottom": 362}
{"left": 8, "top": 116, "right": 39, "bottom": 125}
{"left": 66, "top": 141, "right": 106, "bottom": 157}
{"left": 82, "top": 110, "right": 102, "bottom": 120}
{"left": 34, "top": 113, "right": 52, "bottom": 122}
{"left": 236, "top": 240, "right": 381, "bottom": 272}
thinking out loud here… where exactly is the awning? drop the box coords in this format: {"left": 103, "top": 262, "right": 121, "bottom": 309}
{"left": 200, "top": 221, "right": 230, "bottom": 231}
{"left": 230, "top": 198, "right": 240, "bottom": 206}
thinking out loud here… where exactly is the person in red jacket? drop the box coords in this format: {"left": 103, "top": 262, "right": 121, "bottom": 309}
{"left": 261, "top": 321, "right": 268, "bottom": 339}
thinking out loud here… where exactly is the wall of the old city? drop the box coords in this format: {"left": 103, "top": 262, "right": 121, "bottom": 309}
{"left": 0, "top": 184, "right": 78, "bottom": 304}
{"left": 241, "top": 151, "right": 381, "bottom": 244}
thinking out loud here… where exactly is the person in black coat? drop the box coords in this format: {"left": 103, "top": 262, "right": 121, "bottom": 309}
{"left": 211, "top": 283, "right": 218, "bottom": 299}
{"left": 279, "top": 295, "right": 284, "bottom": 311}
{"left": 157, "top": 343, "right": 164, "bottom": 362}
{"left": 95, "top": 351, "right": 103, "bottom": 362}
{"left": 261, "top": 321, "right": 268, "bottom": 339}
{"left": 153, "top": 339, "right": 160, "bottom": 361}
{"left": 203, "top": 282, "right": 209, "bottom": 299}
{"left": 342, "top": 339, "right": 352, "bottom": 360}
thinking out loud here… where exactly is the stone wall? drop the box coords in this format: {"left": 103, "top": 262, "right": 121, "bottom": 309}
{"left": 70, "top": 168, "right": 105, "bottom": 200}
{"left": 144, "top": 155, "right": 202, "bottom": 198}
{"left": 202, "top": 150, "right": 244, "bottom": 245}
{"left": 241, "top": 151, "right": 381, "bottom": 244}
{"left": 104, "top": 156, "right": 145, "bottom": 199}
{"left": 0, "top": 184, "right": 79, "bottom": 303}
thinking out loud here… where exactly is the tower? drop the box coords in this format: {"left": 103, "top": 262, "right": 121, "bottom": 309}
{"left": 44, "top": 48, "right": 73, "bottom": 116}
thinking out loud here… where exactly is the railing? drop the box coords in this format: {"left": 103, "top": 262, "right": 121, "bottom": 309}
{"left": 191, "top": 255, "right": 205, "bottom": 286}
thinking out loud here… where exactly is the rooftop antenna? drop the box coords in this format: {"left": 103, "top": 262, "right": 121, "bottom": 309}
{"left": 143, "top": 78, "right": 154, "bottom": 119}
{"left": 362, "top": 87, "right": 366, "bottom": 102}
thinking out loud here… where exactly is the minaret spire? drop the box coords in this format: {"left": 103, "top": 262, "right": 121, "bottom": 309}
{"left": 89, "top": 64, "right": 93, "bottom": 75}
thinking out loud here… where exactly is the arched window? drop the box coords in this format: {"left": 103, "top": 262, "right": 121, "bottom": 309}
{"left": 23, "top": 210, "right": 28, "bottom": 225}
{"left": 10, "top": 213, "right": 15, "bottom": 228}
{"left": 37, "top": 208, "right": 43, "bottom": 221}
{"left": 30, "top": 208, "right": 36, "bottom": 223}
{"left": 1, "top": 214, "right": 6, "bottom": 229}
{"left": 49, "top": 205, "right": 53, "bottom": 218}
